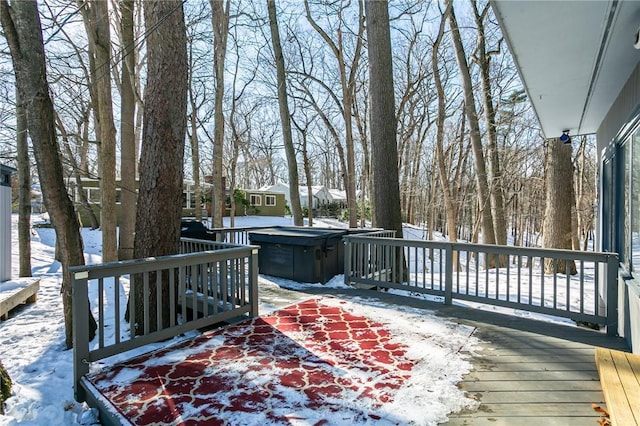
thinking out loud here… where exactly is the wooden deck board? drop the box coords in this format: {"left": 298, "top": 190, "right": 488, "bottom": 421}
{"left": 0, "top": 278, "right": 40, "bottom": 320}
{"left": 595, "top": 347, "right": 640, "bottom": 425}
{"left": 259, "top": 287, "right": 632, "bottom": 425}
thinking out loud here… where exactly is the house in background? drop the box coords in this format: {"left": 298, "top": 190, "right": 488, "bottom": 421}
{"left": 299, "top": 185, "right": 332, "bottom": 210}
{"left": 492, "top": 0, "right": 640, "bottom": 352}
{"left": 260, "top": 183, "right": 337, "bottom": 211}
{"left": 233, "top": 189, "right": 286, "bottom": 217}
{"left": 327, "top": 188, "right": 348, "bottom": 209}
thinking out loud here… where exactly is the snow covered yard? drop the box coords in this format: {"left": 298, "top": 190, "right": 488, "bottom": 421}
{"left": 0, "top": 215, "right": 482, "bottom": 425}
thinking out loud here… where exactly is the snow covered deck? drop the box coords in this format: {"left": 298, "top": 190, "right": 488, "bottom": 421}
{"left": 0, "top": 278, "right": 40, "bottom": 320}
{"left": 81, "top": 297, "right": 463, "bottom": 425}
{"left": 76, "top": 285, "right": 630, "bottom": 425}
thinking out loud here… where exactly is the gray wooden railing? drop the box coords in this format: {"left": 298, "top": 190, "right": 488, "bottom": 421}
{"left": 205, "top": 226, "right": 272, "bottom": 245}
{"left": 71, "top": 239, "right": 259, "bottom": 402}
{"left": 344, "top": 235, "right": 618, "bottom": 335}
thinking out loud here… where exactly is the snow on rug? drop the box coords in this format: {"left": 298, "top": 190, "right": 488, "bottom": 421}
{"left": 84, "top": 297, "right": 478, "bottom": 425}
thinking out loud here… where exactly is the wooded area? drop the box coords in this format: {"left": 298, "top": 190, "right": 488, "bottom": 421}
{"left": 0, "top": 1, "right": 596, "bottom": 341}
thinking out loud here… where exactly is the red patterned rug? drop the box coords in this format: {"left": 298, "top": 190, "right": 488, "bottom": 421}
{"left": 85, "top": 298, "right": 426, "bottom": 425}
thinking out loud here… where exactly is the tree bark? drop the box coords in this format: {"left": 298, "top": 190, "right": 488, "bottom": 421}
{"left": 0, "top": 360, "right": 10, "bottom": 415}
{"left": 543, "top": 138, "right": 577, "bottom": 275}
{"left": 119, "top": 0, "right": 137, "bottom": 260}
{"left": 471, "top": 0, "right": 507, "bottom": 248}
{"left": 129, "top": 0, "right": 188, "bottom": 334}
{"left": 267, "top": 0, "right": 304, "bottom": 226}
{"left": 365, "top": 0, "right": 403, "bottom": 238}
{"left": 446, "top": 0, "right": 496, "bottom": 263}
{"left": 15, "top": 90, "right": 31, "bottom": 277}
{"left": 432, "top": 4, "right": 459, "bottom": 245}
{"left": 0, "top": 0, "right": 96, "bottom": 348}
{"left": 80, "top": 0, "right": 118, "bottom": 262}
{"left": 210, "top": 0, "right": 229, "bottom": 228}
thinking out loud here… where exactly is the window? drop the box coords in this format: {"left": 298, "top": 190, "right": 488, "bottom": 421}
{"left": 602, "top": 118, "right": 640, "bottom": 274}
{"left": 250, "top": 194, "right": 261, "bottom": 206}
{"left": 632, "top": 128, "right": 640, "bottom": 272}
{"left": 87, "top": 188, "right": 100, "bottom": 203}
{"left": 265, "top": 195, "right": 276, "bottom": 206}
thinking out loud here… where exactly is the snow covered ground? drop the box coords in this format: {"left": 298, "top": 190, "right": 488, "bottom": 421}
{"left": 1, "top": 215, "right": 482, "bottom": 426}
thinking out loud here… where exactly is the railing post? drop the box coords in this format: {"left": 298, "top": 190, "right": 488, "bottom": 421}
{"left": 606, "top": 253, "right": 619, "bottom": 337}
{"left": 444, "top": 244, "right": 453, "bottom": 305}
{"left": 344, "top": 237, "right": 351, "bottom": 287}
{"left": 249, "top": 247, "right": 259, "bottom": 317}
{"left": 71, "top": 268, "right": 90, "bottom": 402}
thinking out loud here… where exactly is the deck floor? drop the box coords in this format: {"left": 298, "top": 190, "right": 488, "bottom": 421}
{"left": 86, "top": 283, "right": 630, "bottom": 425}
{"left": 272, "top": 286, "right": 630, "bottom": 425}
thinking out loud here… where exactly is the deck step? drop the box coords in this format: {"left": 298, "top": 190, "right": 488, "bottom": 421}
{"left": 595, "top": 347, "right": 640, "bottom": 425}
{"left": 0, "top": 278, "right": 40, "bottom": 320}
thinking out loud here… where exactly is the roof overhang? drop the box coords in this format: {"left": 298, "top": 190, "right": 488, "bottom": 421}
{"left": 491, "top": 0, "right": 640, "bottom": 139}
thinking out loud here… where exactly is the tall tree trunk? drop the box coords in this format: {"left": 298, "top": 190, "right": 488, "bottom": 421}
{"left": 119, "top": 0, "right": 137, "bottom": 260}
{"left": 129, "top": 0, "right": 188, "bottom": 334}
{"left": 471, "top": 0, "right": 507, "bottom": 248}
{"left": 365, "top": 0, "right": 402, "bottom": 238}
{"left": 81, "top": 0, "right": 118, "bottom": 262}
{"left": 542, "top": 139, "right": 577, "bottom": 275}
{"left": 446, "top": 0, "right": 496, "bottom": 260}
{"left": 188, "top": 92, "right": 202, "bottom": 222}
{"left": 15, "top": 91, "right": 31, "bottom": 277}
{"left": 432, "top": 3, "right": 458, "bottom": 245}
{"left": 210, "top": 0, "right": 229, "bottom": 228}
{"left": 267, "top": 0, "right": 303, "bottom": 226}
{"left": 0, "top": 0, "right": 96, "bottom": 348}
{"left": 304, "top": 0, "right": 364, "bottom": 228}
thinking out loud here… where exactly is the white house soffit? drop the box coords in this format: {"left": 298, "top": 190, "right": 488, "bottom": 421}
{"left": 492, "top": 0, "right": 639, "bottom": 139}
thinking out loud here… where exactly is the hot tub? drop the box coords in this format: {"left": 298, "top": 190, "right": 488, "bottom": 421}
{"left": 248, "top": 227, "right": 348, "bottom": 284}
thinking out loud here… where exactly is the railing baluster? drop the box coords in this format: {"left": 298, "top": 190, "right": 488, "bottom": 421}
{"left": 516, "top": 255, "right": 522, "bottom": 303}
{"left": 202, "top": 263, "right": 209, "bottom": 317}
{"left": 565, "top": 259, "right": 571, "bottom": 312}
{"left": 114, "top": 275, "right": 121, "bottom": 345}
{"left": 221, "top": 258, "right": 229, "bottom": 311}
{"left": 156, "top": 272, "right": 162, "bottom": 332}
{"left": 506, "top": 255, "right": 511, "bottom": 302}
{"left": 553, "top": 258, "right": 558, "bottom": 309}
{"left": 540, "top": 257, "right": 545, "bottom": 308}
{"left": 529, "top": 257, "right": 534, "bottom": 306}
{"left": 180, "top": 266, "right": 186, "bottom": 323}
{"left": 579, "top": 260, "right": 585, "bottom": 314}
{"left": 98, "top": 277, "right": 104, "bottom": 348}
{"left": 143, "top": 272, "right": 150, "bottom": 335}
{"left": 169, "top": 268, "right": 176, "bottom": 327}
{"left": 129, "top": 274, "right": 136, "bottom": 339}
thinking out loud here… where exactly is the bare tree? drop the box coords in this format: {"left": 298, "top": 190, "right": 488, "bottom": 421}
{"left": 267, "top": 0, "right": 303, "bottom": 225}
{"left": 79, "top": 0, "right": 118, "bottom": 262}
{"left": 129, "top": 0, "right": 188, "bottom": 333}
{"left": 15, "top": 90, "right": 30, "bottom": 276}
{"left": 118, "top": 0, "right": 137, "bottom": 260}
{"left": 432, "top": 2, "right": 459, "bottom": 244}
{"left": 210, "top": 0, "right": 229, "bottom": 228}
{"left": 365, "top": 0, "right": 402, "bottom": 237}
{"left": 0, "top": 0, "right": 97, "bottom": 348}
{"left": 304, "top": 0, "right": 365, "bottom": 228}
{"left": 543, "top": 138, "right": 576, "bottom": 274}
{"left": 446, "top": 0, "right": 496, "bottom": 253}
{"left": 471, "top": 0, "right": 507, "bottom": 246}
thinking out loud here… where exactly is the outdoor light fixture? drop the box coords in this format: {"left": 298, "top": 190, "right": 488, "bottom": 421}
{"left": 559, "top": 130, "right": 571, "bottom": 144}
